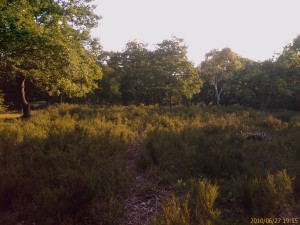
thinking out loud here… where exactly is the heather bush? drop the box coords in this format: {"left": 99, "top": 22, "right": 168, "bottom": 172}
{"left": 231, "top": 170, "right": 294, "bottom": 217}
{"left": 0, "top": 104, "right": 135, "bottom": 224}
{"left": 154, "top": 179, "right": 220, "bottom": 225}
{"left": 138, "top": 106, "right": 299, "bottom": 223}
{"left": 0, "top": 104, "right": 299, "bottom": 224}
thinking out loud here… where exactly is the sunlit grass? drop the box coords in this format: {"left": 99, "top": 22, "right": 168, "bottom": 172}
{"left": 0, "top": 112, "right": 22, "bottom": 119}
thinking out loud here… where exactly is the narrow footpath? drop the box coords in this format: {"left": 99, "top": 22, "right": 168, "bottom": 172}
{"left": 121, "top": 130, "right": 170, "bottom": 225}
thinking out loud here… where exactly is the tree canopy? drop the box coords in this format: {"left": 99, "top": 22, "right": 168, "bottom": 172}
{"left": 0, "top": 1, "right": 299, "bottom": 111}
{"left": 94, "top": 38, "right": 202, "bottom": 106}
{"left": 200, "top": 48, "right": 243, "bottom": 106}
{"left": 0, "top": 0, "right": 102, "bottom": 116}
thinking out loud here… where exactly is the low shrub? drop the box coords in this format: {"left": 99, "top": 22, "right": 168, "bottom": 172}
{"left": 0, "top": 104, "right": 299, "bottom": 224}
{"left": 0, "top": 104, "right": 135, "bottom": 224}
{"left": 231, "top": 170, "right": 294, "bottom": 217}
{"left": 154, "top": 179, "right": 220, "bottom": 225}
{"left": 0, "top": 91, "right": 5, "bottom": 112}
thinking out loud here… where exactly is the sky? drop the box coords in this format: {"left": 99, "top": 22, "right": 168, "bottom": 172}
{"left": 92, "top": 0, "right": 300, "bottom": 65}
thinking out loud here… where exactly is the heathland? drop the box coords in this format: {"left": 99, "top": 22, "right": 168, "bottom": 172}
{"left": 0, "top": 104, "right": 299, "bottom": 225}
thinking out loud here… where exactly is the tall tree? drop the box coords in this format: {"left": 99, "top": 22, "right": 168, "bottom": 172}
{"left": 227, "top": 59, "right": 260, "bottom": 107}
{"left": 92, "top": 51, "right": 121, "bottom": 104}
{"left": 0, "top": 0, "right": 102, "bottom": 117}
{"left": 154, "top": 37, "right": 202, "bottom": 107}
{"left": 276, "top": 35, "right": 300, "bottom": 110}
{"left": 200, "top": 48, "right": 242, "bottom": 106}
{"left": 226, "top": 58, "right": 292, "bottom": 109}
{"left": 119, "top": 41, "right": 151, "bottom": 104}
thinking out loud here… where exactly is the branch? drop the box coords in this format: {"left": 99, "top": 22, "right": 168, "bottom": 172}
{"left": 219, "top": 83, "right": 227, "bottom": 94}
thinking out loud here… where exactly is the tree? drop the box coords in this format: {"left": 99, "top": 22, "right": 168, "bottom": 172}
{"left": 0, "top": 0, "right": 102, "bottom": 117}
{"left": 276, "top": 35, "right": 300, "bottom": 110}
{"left": 200, "top": 48, "right": 242, "bottom": 106}
{"left": 119, "top": 41, "right": 151, "bottom": 104}
{"left": 227, "top": 59, "right": 260, "bottom": 107}
{"left": 226, "top": 57, "right": 292, "bottom": 110}
{"left": 154, "top": 37, "right": 202, "bottom": 107}
{"left": 91, "top": 51, "right": 121, "bottom": 104}
{"left": 90, "top": 37, "right": 201, "bottom": 107}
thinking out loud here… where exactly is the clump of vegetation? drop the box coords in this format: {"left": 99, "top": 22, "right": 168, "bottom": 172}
{"left": 0, "top": 91, "right": 6, "bottom": 113}
{"left": 0, "top": 104, "right": 136, "bottom": 224}
{"left": 154, "top": 179, "right": 220, "bottom": 225}
{"left": 138, "top": 106, "right": 300, "bottom": 223}
{"left": 231, "top": 170, "right": 294, "bottom": 218}
{"left": 0, "top": 104, "right": 299, "bottom": 224}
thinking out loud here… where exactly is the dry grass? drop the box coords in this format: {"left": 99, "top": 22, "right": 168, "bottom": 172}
{"left": 0, "top": 112, "right": 22, "bottom": 119}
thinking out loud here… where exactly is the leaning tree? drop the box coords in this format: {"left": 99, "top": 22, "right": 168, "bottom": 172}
{"left": 0, "top": 0, "right": 102, "bottom": 117}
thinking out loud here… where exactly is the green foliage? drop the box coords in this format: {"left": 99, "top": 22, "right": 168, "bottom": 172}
{"left": 154, "top": 194, "right": 190, "bottom": 225}
{"left": 200, "top": 48, "right": 243, "bottom": 106}
{"left": 0, "top": 105, "right": 299, "bottom": 224}
{"left": 92, "top": 63, "right": 121, "bottom": 104}
{"left": 260, "top": 115, "right": 288, "bottom": 130}
{"left": 275, "top": 35, "right": 300, "bottom": 110}
{"left": 154, "top": 37, "right": 202, "bottom": 106}
{"left": 92, "top": 38, "right": 202, "bottom": 106}
{"left": 0, "top": 0, "right": 102, "bottom": 100}
{"left": 0, "top": 104, "right": 135, "bottom": 224}
{"left": 195, "top": 34, "right": 300, "bottom": 110}
{"left": 232, "top": 170, "right": 293, "bottom": 217}
{"left": 136, "top": 106, "right": 300, "bottom": 223}
{"left": 189, "top": 179, "right": 221, "bottom": 225}
{"left": 154, "top": 179, "right": 220, "bottom": 225}
{"left": 0, "top": 91, "right": 6, "bottom": 112}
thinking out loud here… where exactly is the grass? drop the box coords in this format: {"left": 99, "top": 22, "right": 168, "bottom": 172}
{"left": 0, "top": 104, "right": 299, "bottom": 224}
{"left": 0, "top": 112, "right": 22, "bottom": 119}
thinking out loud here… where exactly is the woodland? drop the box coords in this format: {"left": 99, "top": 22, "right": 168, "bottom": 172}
{"left": 0, "top": 0, "right": 300, "bottom": 225}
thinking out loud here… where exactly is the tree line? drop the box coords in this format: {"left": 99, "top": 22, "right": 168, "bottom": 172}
{"left": 93, "top": 38, "right": 201, "bottom": 107}
{"left": 91, "top": 35, "right": 300, "bottom": 111}
{"left": 1, "top": 0, "right": 300, "bottom": 118}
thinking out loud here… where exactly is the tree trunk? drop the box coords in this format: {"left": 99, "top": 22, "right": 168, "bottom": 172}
{"left": 214, "top": 82, "right": 221, "bottom": 106}
{"left": 169, "top": 95, "right": 173, "bottom": 108}
{"left": 259, "top": 94, "right": 267, "bottom": 111}
{"left": 18, "top": 75, "right": 31, "bottom": 118}
{"left": 217, "top": 93, "right": 221, "bottom": 106}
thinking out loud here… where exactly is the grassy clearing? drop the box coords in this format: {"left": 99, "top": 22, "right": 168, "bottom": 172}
{"left": 0, "top": 104, "right": 299, "bottom": 224}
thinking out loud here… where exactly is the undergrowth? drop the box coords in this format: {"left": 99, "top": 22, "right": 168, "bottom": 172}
{"left": 0, "top": 104, "right": 299, "bottom": 224}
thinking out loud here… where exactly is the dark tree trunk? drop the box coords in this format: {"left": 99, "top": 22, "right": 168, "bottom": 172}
{"left": 169, "top": 95, "right": 173, "bottom": 108}
{"left": 18, "top": 74, "right": 31, "bottom": 118}
{"left": 259, "top": 94, "right": 267, "bottom": 111}
{"left": 216, "top": 93, "right": 221, "bottom": 106}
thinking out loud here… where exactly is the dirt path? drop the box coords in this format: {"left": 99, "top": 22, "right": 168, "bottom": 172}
{"left": 121, "top": 130, "right": 169, "bottom": 225}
